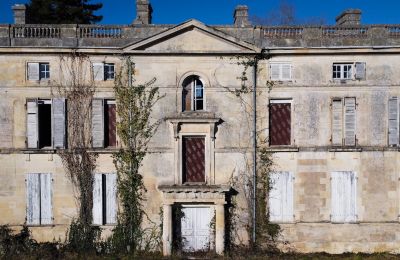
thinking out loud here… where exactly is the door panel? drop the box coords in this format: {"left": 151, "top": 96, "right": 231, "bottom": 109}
{"left": 181, "top": 207, "right": 212, "bottom": 252}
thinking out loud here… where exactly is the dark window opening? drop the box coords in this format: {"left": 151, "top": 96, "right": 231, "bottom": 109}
{"left": 104, "top": 63, "right": 115, "bottom": 80}
{"left": 182, "top": 136, "right": 205, "bottom": 183}
{"left": 182, "top": 76, "right": 204, "bottom": 112}
{"left": 101, "top": 174, "right": 107, "bottom": 225}
{"left": 38, "top": 101, "right": 52, "bottom": 148}
{"left": 39, "top": 63, "right": 50, "bottom": 79}
{"left": 269, "top": 102, "right": 291, "bottom": 146}
{"left": 104, "top": 100, "right": 116, "bottom": 147}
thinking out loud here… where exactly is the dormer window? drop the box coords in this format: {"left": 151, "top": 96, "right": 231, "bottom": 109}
{"left": 182, "top": 76, "right": 204, "bottom": 112}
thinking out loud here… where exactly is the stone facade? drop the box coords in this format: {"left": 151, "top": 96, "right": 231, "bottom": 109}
{"left": 1, "top": 0, "right": 400, "bottom": 255}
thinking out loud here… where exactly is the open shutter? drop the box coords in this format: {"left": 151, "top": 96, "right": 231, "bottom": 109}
{"left": 281, "top": 64, "right": 292, "bottom": 80}
{"left": 40, "top": 173, "right": 53, "bottom": 225}
{"left": 282, "top": 171, "right": 294, "bottom": 222}
{"left": 388, "top": 97, "right": 399, "bottom": 146}
{"left": 92, "top": 173, "right": 103, "bottom": 225}
{"left": 355, "top": 62, "right": 366, "bottom": 80}
{"left": 26, "top": 174, "right": 40, "bottom": 225}
{"left": 106, "top": 174, "right": 117, "bottom": 224}
{"left": 268, "top": 173, "right": 282, "bottom": 221}
{"left": 27, "top": 99, "right": 38, "bottom": 149}
{"left": 270, "top": 64, "right": 280, "bottom": 80}
{"left": 331, "top": 99, "right": 343, "bottom": 146}
{"left": 344, "top": 97, "right": 356, "bottom": 146}
{"left": 52, "top": 98, "right": 66, "bottom": 148}
{"left": 92, "top": 99, "right": 104, "bottom": 148}
{"left": 93, "top": 63, "right": 104, "bottom": 81}
{"left": 27, "top": 63, "right": 39, "bottom": 80}
{"left": 331, "top": 172, "right": 344, "bottom": 222}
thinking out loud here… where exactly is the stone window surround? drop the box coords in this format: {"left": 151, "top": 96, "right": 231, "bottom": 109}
{"left": 178, "top": 71, "right": 210, "bottom": 112}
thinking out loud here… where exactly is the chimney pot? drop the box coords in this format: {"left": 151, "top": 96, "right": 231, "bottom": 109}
{"left": 12, "top": 4, "right": 26, "bottom": 24}
{"left": 335, "top": 9, "right": 362, "bottom": 26}
{"left": 133, "top": 0, "right": 152, "bottom": 25}
{"left": 234, "top": 5, "right": 250, "bottom": 27}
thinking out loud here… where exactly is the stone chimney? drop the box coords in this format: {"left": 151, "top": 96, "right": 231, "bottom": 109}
{"left": 335, "top": 9, "right": 362, "bottom": 26}
{"left": 234, "top": 5, "right": 250, "bottom": 27}
{"left": 133, "top": 0, "right": 152, "bottom": 25}
{"left": 12, "top": 4, "right": 26, "bottom": 24}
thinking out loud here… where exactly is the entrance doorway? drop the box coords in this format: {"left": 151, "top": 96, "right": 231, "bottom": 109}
{"left": 181, "top": 206, "right": 213, "bottom": 252}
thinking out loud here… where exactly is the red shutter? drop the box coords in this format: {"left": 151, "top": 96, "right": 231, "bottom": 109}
{"left": 183, "top": 137, "right": 205, "bottom": 183}
{"left": 269, "top": 103, "right": 291, "bottom": 145}
{"left": 105, "top": 103, "right": 116, "bottom": 147}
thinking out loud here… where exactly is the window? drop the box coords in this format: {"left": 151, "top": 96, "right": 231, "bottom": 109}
{"left": 93, "top": 63, "right": 115, "bottom": 81}
{"left": 331, "top": 171, "right": 357, "bottom": 223}
{"left": 269, "top": 99, "right": 291, "bottom": 146}
{"left": 331, "top": 97, "right": 356, "bottom": 146}
{"left": 26, "top": 173, "right": 52, "bottom": 225}
{"left": 182, "top": 76, "right": 204, "bottom": 111}
{"left": 388, "top": 97, "right": 400, "bottom": 146}
{"left": 270, "top": 63, "right": 292, "bottom": 81}
{"left": 332, "top": 62, "right": 366, "bottom": 80}
{"left": 27, "top": 62, "right": 50, "bottom": 80}
{"left": 268, "top": 171, "right": 294, "bottom": 222}
{"left": 182, "top": 136, "right": 205, "bottom": 183}
{"left": 26, "top": 98, "right": 66, "bottom": 149}
{"left": 93, "top": 173, "right": 117, "bottom": 225}
{"left": 92, "top": 99, "right": 116, "bottom": 148}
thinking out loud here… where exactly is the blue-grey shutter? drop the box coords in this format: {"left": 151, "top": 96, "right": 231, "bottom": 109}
{"left": 92, "top": 173, "right": 103, "bottom": 225}
{"left": 388, "top": 97, "right": 399, "bottom": 146}
{"left": 270, "top": 64, "right": 280, "bottom": 80}
{"left": 27, "top": 99, "right": 38, "bottom": 149}
{"left": 332, "top": 100, "right": 343, "bottom": 146}
{"left": 40, "top": 173, "right": 53, "bottom": 225}
{"left": 106, "top": 173, "right": 117, "bottom": 224}
{"left": 93, "top": 63, "right": 104, "bottom": 81}
{"left": 355, "top": 62, "right": 366, "bottom": 80}
{"left": 344, "top": 97, "right": 356, "bottom": 146}
{"left": 27, "top": 63, "right": 39, "bottom": 80}
{"left": 52, "top": 98, "right": 66, "bottom": 148}
{"left": 92, "top": 99, "right": 104, "bottom": 148}
{"left": 281, "top": 64, "right": 292, "bottom": 81}
{"left": 26, "top": 173, "right": 40, "bottom": 225}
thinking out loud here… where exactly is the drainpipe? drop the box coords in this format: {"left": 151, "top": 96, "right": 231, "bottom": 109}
{"left": 252, "top": 55, "right": 258, "bottom": 246}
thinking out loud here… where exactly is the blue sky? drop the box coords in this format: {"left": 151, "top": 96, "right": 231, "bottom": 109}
{"left": 1, "top": 0, "right": 399, "bottom": 25}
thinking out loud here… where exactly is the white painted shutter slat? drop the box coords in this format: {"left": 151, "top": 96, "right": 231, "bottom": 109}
{"left": 93, "top": 63, "right": 104, "bottom": 81}
{"left": 281, "top": 64, "right": 291, "bottom": 80}
{"left": 331, "top": 172, "right": 340, "bottom": 222}
{"left": 282, "top": 171, "right": 294, "bottom": 222}
{"left": 332, "top": 100, "right": 343, "bottom": 146}
{"left": 270, "top": 64, "right": 280, "bottom": 80}
{"left": 106, "top": 173, "right": 117, "bottom": 224}
{"left": 27, "top": 99, "right": 38, "bottom": 149}
{"left": 268, "top": 173, "right": 282, "bottom": 221}
{"left": 26, "top": 174, "right": 40, "bottom": 225}
{"left": 40, "top": 173, "right": 53, "bottom": 225}
{"left": 28, "top": 63, "right": 39, "bottom": 80}
{"left": 355, "top": 62, "right": 366, "bottom": 80}
{"left": 92, "top": 99, "right": 104, "bottom": 148}
{"left": 52, "top": 98, "right": 66, "bottom": 148}
{"left": 344, "top": 97, "right": 356, "bottom": 146}
{"left": 92, "top": 174, "right": 103, "bottom": 225}
{"left": 388, "top": 97, "right": 399, "bottom": 146}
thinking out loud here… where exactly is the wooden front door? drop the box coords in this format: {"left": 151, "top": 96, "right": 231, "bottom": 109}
{"left": 182, "top": 136, "right": 205, "bottom": 183}
{"left": 181, "top": 207, "right": 212, "bottom": 252}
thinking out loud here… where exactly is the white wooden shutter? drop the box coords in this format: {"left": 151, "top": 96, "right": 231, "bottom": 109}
{"left": 281, "top": 64, "right": 292, "bottom": 80}
{"left": 344, "top": 97, "right": 356, "bottom": 146}
{"left": 40, "top": 173, "right": 53, "bottom": 225}
{"left": 52, "top": 98, "right": 66, "bottom": 148}
{"left": 355, "top": 62, "right": 366, "bottom": 80}
{"left": 92, "top": 99, "right": 104, "bottom": 148}
{"left": 343, "top": 171, "right": 357, "bottom": 222}
{"left": 92, "top": 173, "right": 103, "bottom": 225}
{"left": 268, "top": 173, "right": 282, "bottom": 221}
{"left": 388, "top": 97, "right": 399, "bottom": 146}
{"left": 26, "top": 173, "right": 40, "bottom": 225}
{"left": 281, "top": 171, "right": 294, "bottom": 222}
{"left": 27, "top": 99, "right": 38, "bottom": 149}
{"left": 106, "top": 173, "right": 117, "bottom": 224}
{"left": 27, "top": 63, "right": 39, "bottom": 80}
{"left": 332, "top": 99, "right": 343, "bottom": 146}
{"left": 270, "top": 64, "right": 280, "bottom": 80}
{"left": 93, "top": 63, "right": 104, "bottom": 81}
{"left": 331, "top": 171, "right": 344, "bottom": 222}
{"left": 331, "top": 171, "right": 356, "bottom": 223}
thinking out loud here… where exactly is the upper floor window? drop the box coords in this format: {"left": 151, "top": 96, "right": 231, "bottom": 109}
{"left": 92, "top": 99, "right": 117, "bottom": 148}
{"left": 182, "top": 76, "right": 204, "bottom": 111}
{"left": 269, "top": 99, "right": 292, "bottom": 146}
{"left": 331, "top": 97, "right": 356, "bottom": 146}
{"left": 332, "top": 62, "right": 366, "bottom": 80}
{"left": 270, "top": 62, "right": 292, "bottom": 81}
{"left": 388, "top": 96, "right": 400, "bottom": 146}
{"left": 182, "top": 136, "right": 205, "bottom": 183}
{"left": 27, "top": 62, "right": 50, "bottom": 80}
{"left": 93, "top": 63, "right": 115, "bottom": 81}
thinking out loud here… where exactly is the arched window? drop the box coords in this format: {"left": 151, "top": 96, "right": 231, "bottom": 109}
{"left": 182, "top": 76, "right": 204, "bottom": 111}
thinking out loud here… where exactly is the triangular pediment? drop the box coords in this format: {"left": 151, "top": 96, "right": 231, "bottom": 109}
{"left": 123, "top": 20, "right": 259, "bottom": 53}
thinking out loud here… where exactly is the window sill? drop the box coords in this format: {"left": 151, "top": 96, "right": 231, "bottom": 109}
{"left": 329, "top": 147, "right": 362, "bottom": 152}
{"left": 266, "top": 146, "right": 299, "bottom": 152}
{"left": 26, "top": 224, "right": 55, "bottom": 227}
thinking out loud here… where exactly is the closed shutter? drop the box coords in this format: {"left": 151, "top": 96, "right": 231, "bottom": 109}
{"left": 106, "top": 173, "right": 117, "bottom": 224}
{"left": 344, "top": 97, "right": 356, "bottom": 146}
{"left": 270, "top": 64, "right": 280, "bottom": 80}
{"left": 344, "top": 171, "right": 357, "bottom": 222}
{"left": 92, "top": 173, "right": 103, "bottom": 225}
{"left": 331, "top": 171, "right": 356, "bottom": 222}
{"left": 331, "top": 99, "right": 343, "bottom": 146}
{"left": 27, "top": 63, "right": 39, "bottom": 80}
{"left": 52, "top": 98, "right": 66, "bottom": 148}
{"left": 0, "top": 101, "right": 13, "bottom": 148}
{"left": 282, "top": 171, "right": 294, "bottom": 222}
{"left": 355, "top": 62, "right": 366, "bottom": 80}
{"left": 26, "top": 173, "right": 40, "bottom": 225}
{"left": 331, "top": 172, "right": 344, "bottom": 222}
{"left": 269, "top": 102, "right": 291, "bottom": 145}
{"left": 268, "top": 173, "right": 282, "bottom": 221}
{"left": 27, "top": 99, "right": 38, "bottom": 149}
{"left": 388, "top": 97, "right": 399, "bottom": 146}
{"left": 40, "top": 173, "right": 53, "bottom": 225}
{"left": 182, "top": 137, "right": 205, "bottom": 183}
{"left": 281, "top": 64, "right": 291, "bottom": 80}
{"left": 93, "top": 63, "right": 104, "bottom": 81}
{"left": 92, "top": 99, "right": 104, "bottom": 148}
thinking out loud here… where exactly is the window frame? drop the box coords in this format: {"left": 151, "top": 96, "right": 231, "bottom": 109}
{"left": 27, "top": 62, "right": 51, "bottom": 81}
{"left": 182, "top": 75, "right": 206, "bottom": 112}
{"left": 330, "top": 97, "right": 357, "bottom": 147}
{"left": 269, "top": 62, "right": 292, "bottom": 81}
{"left": 104, "top": 63, "right": 115, "bottom": 80}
